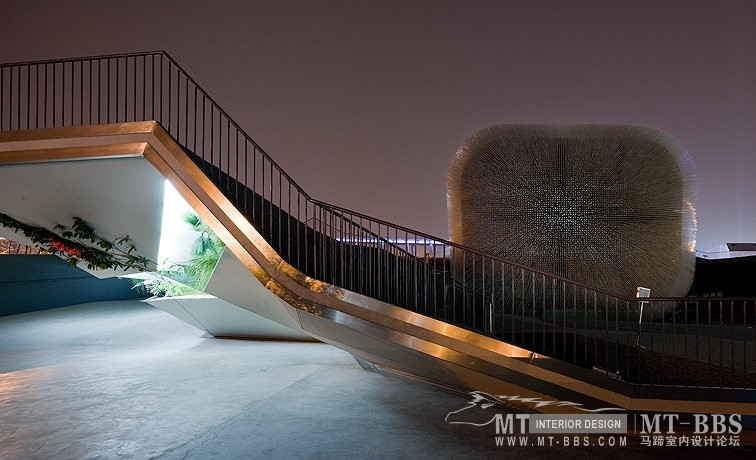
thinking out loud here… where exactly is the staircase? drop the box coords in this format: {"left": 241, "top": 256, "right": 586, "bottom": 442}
{"left": 1, "top": 52, "right": 755, "bottom": 414}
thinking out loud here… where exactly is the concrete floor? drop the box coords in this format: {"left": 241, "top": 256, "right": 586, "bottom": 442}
{"left": 1, "top": 301, "right": 753, "bottom": 459}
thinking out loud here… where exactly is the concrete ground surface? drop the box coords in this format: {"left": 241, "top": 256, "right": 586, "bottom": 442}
{"left": 0, "top": 300, "right": 753, "bottom": 459}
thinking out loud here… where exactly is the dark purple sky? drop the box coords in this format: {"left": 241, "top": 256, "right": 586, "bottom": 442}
{"left": 2, "top": 0, "right": 754, "bottom": 249}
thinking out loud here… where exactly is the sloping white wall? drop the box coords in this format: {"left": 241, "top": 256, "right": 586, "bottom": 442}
{"left": 0, "top": 157, "right": 165, "bottom": 278}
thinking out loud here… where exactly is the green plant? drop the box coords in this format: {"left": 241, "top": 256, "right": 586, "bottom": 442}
{"left": 181, "top": 212, "right": 225, "bottom": 290}
{"left": 141, "top": 212, "right": 225, "bottom": 296}
{"left": 0, "top": 213, "right": 151, "bottom": 270}
{"left": 141, "top": 264, "right": 203, "bottom": 297}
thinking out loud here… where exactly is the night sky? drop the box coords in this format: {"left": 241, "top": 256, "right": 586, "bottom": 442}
{"left": 2, "top": 0, "right": 754, "bottom": 250}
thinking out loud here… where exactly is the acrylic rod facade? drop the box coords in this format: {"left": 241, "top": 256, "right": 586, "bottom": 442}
{"left": 448, "top": 124, "right": 697, "bottom": 299}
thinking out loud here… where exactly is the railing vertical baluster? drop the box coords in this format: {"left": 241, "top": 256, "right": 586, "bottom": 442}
{"left": 571, "top": 282, "right": 576, "bottom": 363}
{"left": 261, "top": 154, "right": 267, "bottom": 238}
{"left": 719, "top": 300, "right": 724, "bottom": 384}
{"left": 235, "top": 130, "right": 240, "bottom": 208}
{"left": 440, "top": 244, "right": 447, "bottom": 321}
{"left": 193, "top": 85, "right": 197, "bottom": 152}
{"left": 367, "top": 220, "right": 373, "bottom": 298}
{"left": 414, "top": 233, "right": 419, "bottom": 310}
{"left": 29, "top": 64, "right": 34, "bottom": 128}
{"left": 461, "top": 251, "right": 466, "bottom": 326}
{"left": 331, "top": 209, "right": 335, "bottom": 284}
{"left": 561, "top": 280, "right": 566, "bottom": 361}
{"left": 530, "top": 271, "right": 535, "bottom": 346}
{"left": 115, "top": 57, "right": 119, "bottom": 123}
{"left": 696, "top": 300, "right": 701, "bottom": 385}
{"left": 152, "top": 55, "right": 156, "bottom": 120}
{"left": 304, "top": 193, "right": 308, "bottom": 275}
{"left": 269, "top": 155, "right": 273, "bottom": 244}
{"left": 613, "top": 293, "right": 618, "bottom": 378}
{"left": 500, "top": 261, "right": 505, "bottom": 337}
{"left": 451, "top": 247, "right": 456, "bottom": 323}
{"left": 730, "top": 300, "right": 735, "bottom": 388}
{"left": 296, "top": 183, "right": 300, "bottom": 270}
{"left": 347, "top": 213, "right": 353, "bottom": 291}
{"left": 20, "top": 65, "right": 24, "bottom": 128}
{"left": 14, "top": 65, "right": 19, "bottom": 129}
{"left": 358, "top": 216, "right": 363, "bottom": 295}
{"left": 251, "top": 141, "right": 256, "bottom": 225}
{"left": 52, "top": 62, "right": 56, "bottom": 126}
{"left": 70, "top": 60, "right": 74, "bottom": 125}
{"left": 313, "top": 205, "right": 319, "bottom": 280}
{"left": 13, "top": 65, "right": 18, "bottom": 129}
{"left": 396, "top": 226, "right": 402, "bottom": 305}
{"left": 321, "top": 206, "right": 326, "bottom": 281}
{"left": 7, "top": 66, "right": 14, "bottom": 129}
{"left": 338, "top": 211, "right": 343, "bottom": 287}
{"left": 166, "top": 59, "right": 172, "bottom": 132}
{"left": 10, "top": 66, "right": 14, "bottom": 129}
{"left": 96, "top": 59, "right": 103, "bottom": 124}
{"left": 158, "top": 56, "right": 162, "bottom": 124}
{"left": 80, "top": 60, "right": 84, "bottom": 125}
{"left": 33, "top": 64, "right": 39, "bottom": 128}
{"left": 107, "top": 59, "right": 112, "bottom": 123}
{"left": 130, "top": 56, "right": 136, "bottom": 122}
{"left": 26, "top": 64, "right": 31, "bottom": 128}
{"left": 649, "top": 300, "right": 655, "bottom": 385}
{"left": 224, "top": 119, "right": 229, "bottom": 198}
{"left": 624, "top": 299, "right": 630, "bottom": 382}
{"left": 183, "top": 70, "right": 188, "bottom": 144}
{"left": 661, "top": 301, "right": 667, "bottom": 384}
{"left": 707, "top": 301, "right": 712, "bottom": 383}
{"left": 88, "top": 61, "right": 92, "bottom": 125}
{"left": 243, "top": 139, "right": 249, "bottom": 222}
{"left": 3, "top": 67, "right": 7, "bottom": 129}
{"left": 142, "top": 56, "right": 146, "bottom": 121}
{"left": 59, "top": 62, "right": 64, "bottom": 127}
{"left": 604, "top": 294, "right": 609, "bottom": 375}
{"left": 510, "top": 264, "right": 515, "bottom": 344}
{"left": 46, "top": 63, "right": 51, "bottom": 126}
{"left": 0, "top": 66, "right": 4, "bottom": 130}
{"left": 210, "top": 105, "right": 215, "bottom": 186}
{"left": 683, "top": 299, "right": 689, "bottom": 386}
{"left": 744, "top": 300, "right": 748, "bottom": 388}
{"left": 540, "top": 274, "right": 545, "bottom": 353}
{"left": 175, "top": 69, "right": 180, "bottom": 142}
{"left": 10, "top": 67, "right": 16, "bottom": 129}
{"left": 670, "top": 300, "right": 677, "bottom": 385}
{"left": 586, "top": 287, "right": 593, "bottom": 368}
{"left": 551, "top": 278, "right": 556, "bottom": 359}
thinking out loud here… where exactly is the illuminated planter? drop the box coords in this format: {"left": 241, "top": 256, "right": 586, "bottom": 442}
{"left": 448, "top": 124, "right": 697, "bottom": 301}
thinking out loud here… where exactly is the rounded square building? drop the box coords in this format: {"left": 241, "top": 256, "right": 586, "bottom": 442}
{"left": 447, "top": 124, "right": 697, "bottom": 299}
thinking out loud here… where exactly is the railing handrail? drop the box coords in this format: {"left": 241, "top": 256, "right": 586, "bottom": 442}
{"left": 0, "top": 51, "right": 166, "bottom": 68}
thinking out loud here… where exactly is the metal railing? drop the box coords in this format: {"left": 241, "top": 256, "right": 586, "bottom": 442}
{"left": 1, "top": 52, "right": 753, "bottom": 389}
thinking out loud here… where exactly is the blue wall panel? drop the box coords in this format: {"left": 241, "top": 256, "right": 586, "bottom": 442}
{"left": 0, "top": 255, "right": 144, "bottom": 316}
